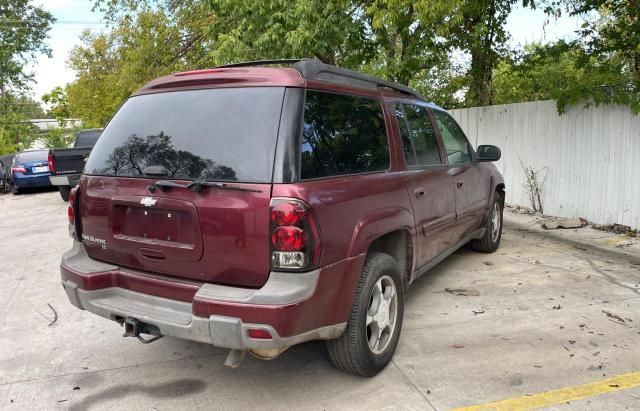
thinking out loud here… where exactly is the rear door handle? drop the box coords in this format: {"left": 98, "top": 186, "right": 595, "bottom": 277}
{"left": 414, "top": 187, "right": 426, "bottom": 198}
{"left": 456, "top": 180, "right": 464, "bottom": 188}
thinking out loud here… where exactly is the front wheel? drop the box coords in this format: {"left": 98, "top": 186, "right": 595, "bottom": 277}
{"left": 471, "top": 191, "right": 503, "bottom": 252}
{"left": 327, "top": 252, "right": 404, "bottom": 377}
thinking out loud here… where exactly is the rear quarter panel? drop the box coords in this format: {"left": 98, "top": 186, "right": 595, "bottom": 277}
{"left": 271, "top": 171, "right": 415, "bottom": 266}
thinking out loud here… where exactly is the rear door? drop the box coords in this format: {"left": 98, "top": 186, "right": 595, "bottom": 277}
{"left": 79, "top": 87, "right": 286, "bottom": 288}
{"left": 392, "top": 103, "right": 456, "bottom": 269}
{"left": 431, "top": 109, "right": 489, "bottom": 241}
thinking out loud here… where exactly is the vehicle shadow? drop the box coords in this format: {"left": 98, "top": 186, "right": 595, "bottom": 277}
{"left": 6, "top": 186, "right": 58, "bottom": 196}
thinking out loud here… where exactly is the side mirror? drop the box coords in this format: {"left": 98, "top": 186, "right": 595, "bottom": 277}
{"left": 476, "top": 145, "right": 501, "bottom": 162}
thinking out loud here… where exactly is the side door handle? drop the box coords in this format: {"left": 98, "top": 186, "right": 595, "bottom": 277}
{"left": 456, "top": 180, "right": 464, "bottom": 188}
{"left": 414, "top": 187, "right": 426, "bottom": 198}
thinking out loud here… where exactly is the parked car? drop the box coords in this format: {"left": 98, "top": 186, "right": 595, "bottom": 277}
{"left": 60, "top": 59, "right": 504, "bottom": 377}
{"left": 49, "top": 128, "right": 103, "bottom": 201}
{"left": 0, "top": 154, "right": 13, "bottom": 194}
{"left": 8, "top": 150, "right": 51, "bottom": 194}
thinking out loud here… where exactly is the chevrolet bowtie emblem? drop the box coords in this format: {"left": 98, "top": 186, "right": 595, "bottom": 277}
{"left": 140, "top": 197, "right": 157, "bottom": 207}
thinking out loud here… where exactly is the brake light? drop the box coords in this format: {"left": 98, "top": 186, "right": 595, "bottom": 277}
{"left": 11, "top": 166, "right": 27, "bottom": 173}
{"left": 68, "top": 186, "right": 80, "bottom": 239}
{"left": 270, "top": 198, "right": 321, "bottom": 270}
{"left": 271, "top": 202, "right": 307, "bottom": 226}
{"left": 272, "top": 226, "right": 305, "bottom": 251}
{"left": 48, "top": 154, "right": 54, "bottom": 172}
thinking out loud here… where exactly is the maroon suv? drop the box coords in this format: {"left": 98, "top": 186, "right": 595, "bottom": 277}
{"left": 61, "top": 59, "right": 504, "bottom": 377}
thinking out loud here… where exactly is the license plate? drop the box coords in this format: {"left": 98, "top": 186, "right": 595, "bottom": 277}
{"left": 32, "top": 166, "right": 48, "bottom": 173}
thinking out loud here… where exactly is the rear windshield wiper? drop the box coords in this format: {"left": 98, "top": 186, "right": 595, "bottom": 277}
{"left": 148, "top": 179, "right": 262, "bottom": 193}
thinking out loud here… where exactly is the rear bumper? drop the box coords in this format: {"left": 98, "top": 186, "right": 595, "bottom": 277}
{"left": 50, "top": 174, "right": 80, "bottom": 187}
{"left": 61, "top": 242, "right": 364, "bottom": 350}
{"left": 14, "top": 174, "right": 51, "bottom": 187}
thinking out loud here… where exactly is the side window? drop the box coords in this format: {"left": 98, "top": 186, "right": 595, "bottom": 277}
{"left": 433, "top": 110, "right": 472, "bottom": 164}
{"left": 301, "top": 91, "right": 389, "bottom": 179}
{"left": 394, "top": 103, "right": 441, "bottom": 166}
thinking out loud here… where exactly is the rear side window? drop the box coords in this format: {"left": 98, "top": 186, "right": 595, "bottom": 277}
{"left": 85, "top": 87, "right": 285, "bottom": 182}
{"left": 394, "top": 104, "right": 441, "bottom": 166}
{"left": 301, "top": 91, "right": 389, "bottom": 179}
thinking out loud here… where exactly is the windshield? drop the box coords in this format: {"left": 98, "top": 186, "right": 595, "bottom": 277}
{"left": 17, "top": 151, "right": 47, "bottom": 162}
{"left": 85, "top": 87, "right": 285, "bottom": 183}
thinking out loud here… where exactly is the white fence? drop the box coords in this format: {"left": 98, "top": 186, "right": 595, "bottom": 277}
{"left": 450, "top": 100, "right": 640, "bottom": 230}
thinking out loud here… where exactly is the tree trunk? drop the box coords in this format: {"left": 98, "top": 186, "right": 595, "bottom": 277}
{"left": 467, "top": 46, "right": 494, "bottom": 107}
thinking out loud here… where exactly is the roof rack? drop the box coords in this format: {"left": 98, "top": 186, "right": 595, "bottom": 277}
{"left": 214, "top": 58, "right": 424, "bottom": 100}
{"left": 216, "top": 59, "right": 303, "bottom": 69}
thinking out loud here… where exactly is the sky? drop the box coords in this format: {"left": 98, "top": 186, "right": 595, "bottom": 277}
{"left": 27, "top": 0, "right": 585, "bottom": 104}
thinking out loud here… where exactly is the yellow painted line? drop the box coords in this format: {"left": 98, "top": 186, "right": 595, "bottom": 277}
{"left": 452, "top": 372, "right": 640, "bottom": 411}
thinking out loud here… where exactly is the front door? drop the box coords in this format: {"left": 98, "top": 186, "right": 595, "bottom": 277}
{"left": 392, "top": 103, "right": 457, "bottom": 270}
{"left": 432, "top": 110, "right": 490, "bottom": 241}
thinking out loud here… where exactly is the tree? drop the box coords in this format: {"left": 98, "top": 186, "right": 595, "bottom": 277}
{"left": 0, "top": 0, "right": 54, "bottom": 95}
{"left": 42, "top": 86, "right": 71, "bottom": 121}
{"left": 0, "top": 0, "right": 53, "bottom": 154}
{"left": 67, "top": 3, "right": 215, "bottom": 126}
{"left": 493, "top": 41, "right": 638, "bottom": 112}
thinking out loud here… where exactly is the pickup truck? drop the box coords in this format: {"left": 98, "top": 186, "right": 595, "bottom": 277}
{"left": 48, "top": 128, "right": 102, "bottom": 201}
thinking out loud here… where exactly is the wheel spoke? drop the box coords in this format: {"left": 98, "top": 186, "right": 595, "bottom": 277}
{"left": 368, "top": 324, "right": 380, "bottom": 349}
{"left": 366, "top": 313, "right": 374, "bottom": 326}
{"left": 383, "top": 283, "right": 395, "bottom": 302}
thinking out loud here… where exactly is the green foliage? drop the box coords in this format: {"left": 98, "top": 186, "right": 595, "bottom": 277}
{"left": 58, "top": 0, "right": 638, "bottom": 121}
{"left": 42, "top": 86, "right": 71, "bottom": 121}
{"left": 0, "top": 0, "right": 53, "bottom": 154}
{"left": 68, "top": 3, "right": 212, "bottom": 126}
{"left": 494, "top": 42, "right": 639, "bottom": 112}
{"left": 0, "top": 110, "right": 37, "bottom": 155}
{"left": 0, "top": 0, "right": 54, "bottom": 93}
{"left": 39, "top": 127, "right": 78, "bottom": 149}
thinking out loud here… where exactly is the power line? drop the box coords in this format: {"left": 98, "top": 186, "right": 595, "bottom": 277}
{"left": 0, "top": 19, "right": 106, "bottom": 26}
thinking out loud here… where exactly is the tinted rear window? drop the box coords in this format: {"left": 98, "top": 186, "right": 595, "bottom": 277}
{"left": 17, "top": 151, "right": 47, "bottom": 162}
{"left": 85, "top": 87, "right": 285, "bottom": 182}
{"left": 301, "top": 91, "right": 389, "bottom": 179}
{"left": 74, "top": 130, "right": 102, "bottom": 148}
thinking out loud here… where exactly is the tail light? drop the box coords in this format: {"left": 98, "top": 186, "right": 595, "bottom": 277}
{"left": 48, "top": 154, "right": 54, "bottom": 172}
{"left": 68, "top": 186, "right": 81, "bottom": 240}
{"left": 270, "top": 198, "right": 321, "bottom": 270}
{"left": 11, "top": 166, "right": 27, "bottom": 174}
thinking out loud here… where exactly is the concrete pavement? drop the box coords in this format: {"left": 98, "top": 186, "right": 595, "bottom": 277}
{"left": 1, "top": 190, "right": 639, "bottom": 410}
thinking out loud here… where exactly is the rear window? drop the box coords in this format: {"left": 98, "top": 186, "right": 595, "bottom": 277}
{"left": 17, "top": 151, "right": 47, "bottom": 162}
{"left": 301, "top": 91, "right": 389, "bottom": 179}
{"left": 74, "top": 130, "right": 102, "bottom": 148}
{"left": 85, "top": 87, "right": 285, "bottom": 182}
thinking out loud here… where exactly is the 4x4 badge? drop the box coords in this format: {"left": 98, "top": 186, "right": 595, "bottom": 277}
{"left": 140, "top": 197, "right": 157, "bottom": 207}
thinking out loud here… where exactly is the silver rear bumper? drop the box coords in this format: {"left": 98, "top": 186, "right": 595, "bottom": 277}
{"left": 62, "top": 279, "right": 345, "bottom": 350}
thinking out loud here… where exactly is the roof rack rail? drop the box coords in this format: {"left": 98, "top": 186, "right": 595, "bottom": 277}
{"left": 293, "top": 59, "right": 424, "bottom": 100}
{"left": 214, "top": 58, "right": 424, "bottom": 100}
{"left": 216, "top": 59, "right": 302, "bottom": 69}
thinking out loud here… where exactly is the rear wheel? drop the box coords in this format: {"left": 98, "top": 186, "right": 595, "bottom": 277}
{"left": 327, "top": 252, "right": 404, "bottom": 377}
{"left": 471, "top": 191, "right": 503, "bottom": 252}
{"left": 10, "top": 182, "right": 20, "bottom": 195}
{"left": 58, "top": 186, "right": 70, "bottom": 202}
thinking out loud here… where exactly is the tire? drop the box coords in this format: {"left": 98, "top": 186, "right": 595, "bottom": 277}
{"left": 58, "top": 186, "right": 70, "bottom": 202}
{"left": 10, "top": 183, "right": 19, "bottom": 195}
{"left": 327, "top": 252, "right": 405, "bottom": 377}
{"left": 471, "top": 191, "right": 503, "bottom": 253}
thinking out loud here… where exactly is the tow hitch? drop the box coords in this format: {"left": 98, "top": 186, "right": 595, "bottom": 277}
{"left": 121, "top": 317, "right": 164, "bottom": 344}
